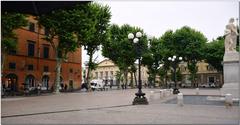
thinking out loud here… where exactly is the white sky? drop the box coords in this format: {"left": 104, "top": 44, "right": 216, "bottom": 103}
{"left": 82, "top": 0, "right": 239, "bottom": 67}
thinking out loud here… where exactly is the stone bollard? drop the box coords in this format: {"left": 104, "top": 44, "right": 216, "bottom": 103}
{"left": 162, "top": 89, "right": 167, "bottom": 97}
{"left": 177, "top": 93, "right": 184, "bottom": 107}
{"left": 159, "top": 90, "right": 163, "bottom": 98}
{"left": 170, "top": 88, "right": 173, "bottom": 95}
{"left": 225, "top": 93, "right": 233, "bottom": 108}
{"left": 149, "top": 91, "right": 155, "bottom": 101}
{"left": 196, "top": 88, "right": 199, "bottom": 95}
{"left": 168, "top": 89, "right": 172, "bottom": 96}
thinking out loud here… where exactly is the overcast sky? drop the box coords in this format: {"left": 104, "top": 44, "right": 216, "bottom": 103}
{"left": 82, "top": 0, "right": 239, "bottom": 67}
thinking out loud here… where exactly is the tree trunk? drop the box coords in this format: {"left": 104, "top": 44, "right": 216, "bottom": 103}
{"left": 153, "top": 73, "right": 156, "bottom": 88}
{"left": 123, "top": 69, "right": 128, "bottom": 89}
{"left": 134, "top": 72, "right": 137, "bottom": 88}
{"left": 86, "top": 52, "right": 93, "bottom": 92}
{"left": 54, "top": 57, "right": 62, "bottom": 94}
{"left": 130, "top": 72, "right": 134, "bottom": 88}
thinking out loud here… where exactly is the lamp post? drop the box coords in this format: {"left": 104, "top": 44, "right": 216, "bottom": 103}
{"left": 168, "top": 56, "right": 182, "bottom": 94}
{"left": 128, "top": 32, "right": 148, "bottom": 105}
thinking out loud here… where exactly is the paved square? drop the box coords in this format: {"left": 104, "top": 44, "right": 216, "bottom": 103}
{"left": 1, "top": 89, "right": 240, "bottom": 124}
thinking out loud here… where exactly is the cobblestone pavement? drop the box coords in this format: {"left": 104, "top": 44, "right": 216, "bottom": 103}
{"left": 1, "top": 88, "right": 240, "bottom": 124}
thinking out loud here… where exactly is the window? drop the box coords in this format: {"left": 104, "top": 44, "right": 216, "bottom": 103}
{"left": 69, "top": 68, "right": 73, "bottom": 73}
{"left": 43, "top": 46, "right": 49, "bottom": 58}
{"left": 110, "top": 71, "right": 113, "bottom": 78}
{"left": 8, "top": 50, "right": 16, "bottom": 55}
{"left": 28, "top": 64, "right": 34, "bottom": 71}
{"left": 42, "top": 75, "right": 49, "bottom": 90}
{"left": 29, "top": 22, "right": 35, "bottom": 32}
{"left": 45, "top": 28, "right": 50, "bottom": 36}
{"left": 105, "top": 71, "right": 108, "bottom": 79}
{"left": 28, "top": 41, "right": 35, "bottom": 57}
{"left": 9, "top": 63, "right": 16, "bottom": 69}
{"left": 43, "top": 66, "right": 49, "bottom": 72}
{"left": 208, "top": 77, "right": 215, "bottom": 83}
{"left": 25, "top": 75, "right": 35, "bottom": 88}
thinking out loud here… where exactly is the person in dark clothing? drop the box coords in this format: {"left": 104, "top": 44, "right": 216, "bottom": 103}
{"left": 60, "top": 83, "right": 64, "bottom": 90}
{"left": 64, "top": 84, "right": 68, "bottom": 91}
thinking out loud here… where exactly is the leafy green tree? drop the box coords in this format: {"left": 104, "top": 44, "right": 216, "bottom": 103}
{"left": 39, "top": 2, "right": 111, "bottom": 92}
{"left": 39, "top": 9, "right": 79, "bottom": 93}
{"left": 172, "top": 26, "right": 207, "bottom": 87}
{"left": 204, "top": 36, "right": 224, "bottom": 72}
{"left": 71, "top": 3, "right": 111, "bottom": 90}
{"left": 143, "top": 37, "right": 169, "bottom": 88}
{"left": 1, "top": 12, "right": 27, "bottom": 72}
{"left": 102, "top": 24, "right": 148, "bottom": 88}
{"left": 158, "top": 30, "right": 174, "bottom": 88}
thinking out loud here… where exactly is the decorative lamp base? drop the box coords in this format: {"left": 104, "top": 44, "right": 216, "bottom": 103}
{"left": 173, "top": 88, "right": 180, "bottom": 94}
{"left": 132, "top": 92, "right": 149, "bottom": 105}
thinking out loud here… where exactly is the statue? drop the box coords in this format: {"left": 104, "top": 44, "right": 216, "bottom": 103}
{"left": 224, "top": 18, "right": 238, "bottom": 52}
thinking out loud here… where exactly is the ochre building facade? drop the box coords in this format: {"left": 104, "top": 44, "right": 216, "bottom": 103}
{"left": 2, "top": 16, "right": 82, "bottom": 93}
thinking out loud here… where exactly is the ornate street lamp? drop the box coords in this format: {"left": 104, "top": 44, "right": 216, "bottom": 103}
{"left": 128, "top": 32, "right": 148, "bottom": 105}
{"left": 168, "top": 56, "right": 182, "bottom": 94}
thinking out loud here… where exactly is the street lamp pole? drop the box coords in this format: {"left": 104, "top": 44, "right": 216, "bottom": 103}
{"left": 128, "top": 32, "right": 148, "bottom": 105}
{"left": 138, "top": 58, "right": 142, "bottom": 94}
{"left": 168, "top": 56, "right": 182, "bottom": 94}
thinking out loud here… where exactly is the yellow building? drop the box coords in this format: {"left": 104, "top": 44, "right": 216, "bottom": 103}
{"left": 89, "top": 59, "right": 149, "bottom": 86}
{"left": 87, "top": 59, "right": 223, "bottom": 88}
{"left": 179, "top": 61, "right": 223, "bottom": 88}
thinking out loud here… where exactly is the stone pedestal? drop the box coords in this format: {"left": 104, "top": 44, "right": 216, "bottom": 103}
{"left": 221, "top": 52, "right": 240, "bottom": 98}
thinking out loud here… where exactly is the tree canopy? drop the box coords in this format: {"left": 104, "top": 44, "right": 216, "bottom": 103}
{"left": 1, "top": 12, "right": 27, "bottom": 71}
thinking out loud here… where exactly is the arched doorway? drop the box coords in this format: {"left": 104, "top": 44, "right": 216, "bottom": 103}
{"left": 25, "top": 75, "right": 36, "bottom": 90}
{"left": 5, "top": 73, "right": 18, "bottom": 92}
{"left": 42, "top": 75, "right": 49, "bottom": 90}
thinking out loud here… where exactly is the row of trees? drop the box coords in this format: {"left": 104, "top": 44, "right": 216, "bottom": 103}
{"left": 102, "top": 25, "right": 230, "bottom": 88}
{"left": 102, "top": 25, "right": 206, "bottom": 88}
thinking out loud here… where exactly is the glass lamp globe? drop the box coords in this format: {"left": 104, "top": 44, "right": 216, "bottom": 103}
{"left": 172, "top": 58, "right": 175, "bottom": 61}
{"left": 128, "top": 33, "right": 134, "bottom": 39}
{"left": 136, "top": 32, "right": 142, "bottom": 38}
{"left": 168, "top": 57, "right": 172, "bottom": 61}
{"left": 179, "top": 57, "right": 183, "bottom": 60}
{"left": 133, "top": 38, "right": 139, "bottom": 43}
{"left": 173, "top": 55, "right": 176, "bottom": 59}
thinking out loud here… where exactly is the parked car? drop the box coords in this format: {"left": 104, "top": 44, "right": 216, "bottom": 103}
{"left": 181, "top": 83, "right": 191, "bottom": 88}
{"left": 200, "top": 83, "right": 216, "bottom": 88}
{"left": 200, "top": 84, "right": 209, "bottom": 88}
{"left": 90, "top": 79, "right": 105, "bottom": 91}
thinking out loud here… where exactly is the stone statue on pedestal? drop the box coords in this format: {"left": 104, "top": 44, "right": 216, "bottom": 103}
{"left": 224, "top": 18, "right": 238, "bottom": 52}
{"left": 221, "top": 18, "right": 239, "bottom": 98}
